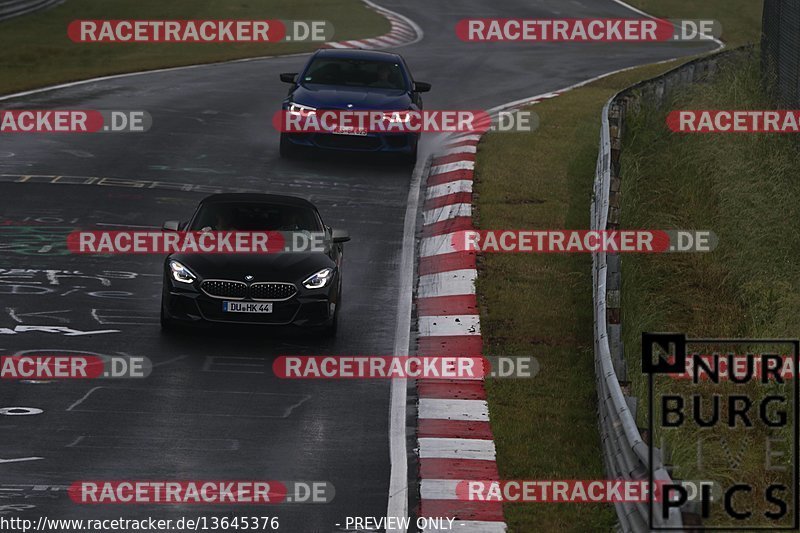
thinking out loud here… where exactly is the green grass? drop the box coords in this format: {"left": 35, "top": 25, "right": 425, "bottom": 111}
{"left": 619, "top": 50, "right": 798, "bottom": 527}
{"left": 477, "top": 61, "right": 682, "bottom": 533}
{"left": 476, "top": 1, "right": 765, "bottom": 531}
{"left": 0, "top": 0, "right": 390, "bottom": 95}
{"left": 626, "top": 0, "right": 763, "bottom": 47}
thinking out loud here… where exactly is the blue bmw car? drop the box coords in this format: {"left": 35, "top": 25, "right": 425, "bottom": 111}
{"left": 278, "top": 49, "right": 431, "bottom": 163}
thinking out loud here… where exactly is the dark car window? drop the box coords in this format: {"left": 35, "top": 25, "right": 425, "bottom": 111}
{"left": 189, "top": 203, "right": 322, "bottom": 232}
{"left": 302, "top": 58, "right": 407, "bottom": 90}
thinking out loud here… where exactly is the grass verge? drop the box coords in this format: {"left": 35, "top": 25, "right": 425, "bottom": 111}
{"left": 476, "top": 61, "right": 681, "bottom": 533}
{"left": 623, "top": 0, "right": 762, "bottom": 47}
{"left": 0, "top": 0, "right": 390, "bottom": 95}
{"left": 620, "top": 50, "right": 798, "bottom": 527}
{"left": 475, "top": 1, "right": 764, "bottom": 531}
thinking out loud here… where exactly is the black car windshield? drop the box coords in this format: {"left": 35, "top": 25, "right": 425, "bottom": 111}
{"left": 302, "top": 58, "right": 407, "bottom": 90}
{"left": 189, "top": 203, "right": 322, "bottom": 232}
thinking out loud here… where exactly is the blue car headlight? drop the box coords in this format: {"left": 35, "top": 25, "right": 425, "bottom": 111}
{"left": 303, "top": 267, "right": 334, "bottom": 289}
{"left": 169, "top": 260, "right": 196, "bottom": 284}
{"left": 382, "top": 110, "right": 412, "bottom": 123}
{"left": 287, "top": 102, "right": 317, "bottom": 116}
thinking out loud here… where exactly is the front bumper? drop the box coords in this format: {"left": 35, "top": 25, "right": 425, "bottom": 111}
{"left": 161, "top": 274, "right": 338, "bottom": 327}
{"left": 283, "top": 132, "right": 417, "bottom": 153}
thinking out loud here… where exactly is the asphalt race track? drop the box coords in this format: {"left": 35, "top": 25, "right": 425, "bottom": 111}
{"left": 0, "top": 0, "right": 714, "bottom": 531}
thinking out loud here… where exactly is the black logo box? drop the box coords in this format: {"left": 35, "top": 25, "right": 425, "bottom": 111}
{"left": 642, "top": 332, "right": 800, "bottom": 531}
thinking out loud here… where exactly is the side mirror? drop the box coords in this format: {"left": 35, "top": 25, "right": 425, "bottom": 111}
{"left": 332, "top": 229, "right": 351, "bottom": 243}
{"left": 162, "top": 220, "right": 180, "bottom": 231}
{"left": 280, "top": 72, "right": 298, "bottom": 84}
{"left": 413, "top": 81, "right": 431, "bottom": 93}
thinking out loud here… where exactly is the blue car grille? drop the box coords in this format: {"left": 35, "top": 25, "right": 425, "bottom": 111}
{"left": 314, "top": 133, "right": 382, "bottom": 150}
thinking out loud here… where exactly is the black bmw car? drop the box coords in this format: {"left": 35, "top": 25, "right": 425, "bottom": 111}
{"left": 160, "top": 193, "right": 349, "bottom": 336}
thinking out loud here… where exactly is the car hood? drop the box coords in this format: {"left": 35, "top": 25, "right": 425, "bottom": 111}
{"left": 291, "top": 84, "right": 411, "bottom": 110}
{"left": 168, "top": 252, "right": 335, "bottom": 283}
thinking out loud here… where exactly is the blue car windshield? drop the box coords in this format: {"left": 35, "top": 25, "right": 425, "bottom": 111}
{"left": 302, "top": 58, "right": 407, "bottom": 90}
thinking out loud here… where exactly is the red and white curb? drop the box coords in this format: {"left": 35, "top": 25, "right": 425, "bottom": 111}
{"left": 323, "top": 0, "right": 422, "bottom": 50}
{"left": 409, "top": 24, "right": 727, "bottom": 524}
{"left": 413, "top": 91, "right": 573, "bottom": 532}
{"left": 414, "top": 129, "right": 503, "bottom": 532}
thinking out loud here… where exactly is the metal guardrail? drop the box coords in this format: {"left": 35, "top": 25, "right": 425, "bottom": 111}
{"left": 591, "top": 48, "right": 748, "bottom": 532}
{"left": 762, "top": 0, "right": 800, "bottom": 108}
{"left": 0, "top": 0, "right": 63, "bottom": 22}
{"left": 592, "top": 94, "right": 680, "bottom": 532}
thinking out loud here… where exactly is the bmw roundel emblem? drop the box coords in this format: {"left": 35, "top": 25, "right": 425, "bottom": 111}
{"left": 245, "top": 275, "right": 254, "bottom": 281}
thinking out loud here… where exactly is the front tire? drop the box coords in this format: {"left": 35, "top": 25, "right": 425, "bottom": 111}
{"left": 321, "top": 284, "right": 341, "bottom": 338}
{"left": 160, "top": 299, "right": 175, "bottom": 332}
{"left": 402, "top": 137, "right": 418, "bottom": 166}
{"left": 279, "top": 133, "right": 296, "bottom": 158}
{"left": 321, "top": 309, "right": 338, "bottom": 338}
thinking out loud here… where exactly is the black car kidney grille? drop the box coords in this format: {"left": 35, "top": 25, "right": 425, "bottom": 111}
{"left": 201, "top": 280, "right": 297, "bottom": 301}
{"left": 201, "top": 280, "right": 248, "bottom": 299}
{"left": 251, "top": 282, "right": 297, "bottom": 301}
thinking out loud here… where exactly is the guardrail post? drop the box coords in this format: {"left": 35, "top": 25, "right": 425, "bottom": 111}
{"left": 606, "top": 253, "right": 626, "bottom": 384}
{"left": 608, "top": 102, "right": 623, "bottom": 227}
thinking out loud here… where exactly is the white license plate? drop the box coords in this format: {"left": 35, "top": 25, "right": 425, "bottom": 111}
{"left": 332, "top": 127, "right": 368, "bottom": 136}
{"left": 223, "top": 301, "right": 273, "bottom": 313}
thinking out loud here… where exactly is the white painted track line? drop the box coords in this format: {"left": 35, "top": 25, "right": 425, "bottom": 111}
{"left": 419, "top": 438, "right": 497, "bottom": 461}
{"left": 423, "top": 203, "right": 472, "bottom": 226}
{"left": 418, "top": 270, "right": 477, "bottom": 298}
{"left": 430, "top": 160, "right": 475, "bottom": 175}
{"left": 425, "top": 180, "right": 473, "bottom": 200}
{"left": 418, "top": 315, "right": 481, "bottom": 337}
{"left": 420, "top": 233, "right": 460, "bottom": 258}
{"left": 418, "top": 399, "right": 490, "bottom": 421}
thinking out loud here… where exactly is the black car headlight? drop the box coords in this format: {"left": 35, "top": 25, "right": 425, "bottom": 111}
{"left": 303, "top": 267, "right": 333, "bottom": 289}
{"left": 169, "top": 260, "right": 196, "bottom": 284}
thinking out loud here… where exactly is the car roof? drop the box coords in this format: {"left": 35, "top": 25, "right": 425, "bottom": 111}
{"left": 199, "top": 193, "right": 317, "bottom": 209}
{"left": 312, "top": 48, "right": 403, "bottom": 62}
